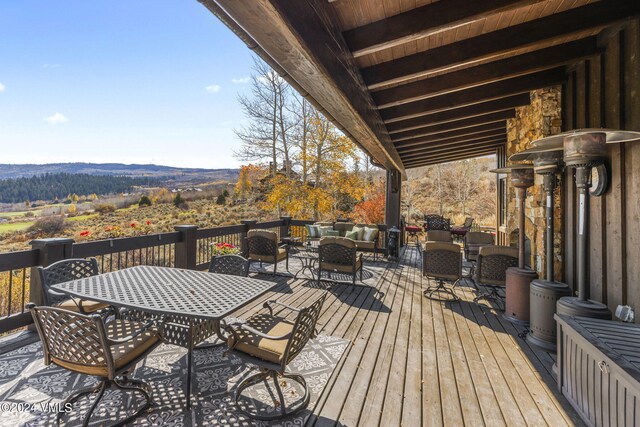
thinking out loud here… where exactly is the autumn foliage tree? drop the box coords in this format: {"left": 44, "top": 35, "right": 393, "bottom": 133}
{"left": 353, "top": 179, "right": 385, "bottom": 224}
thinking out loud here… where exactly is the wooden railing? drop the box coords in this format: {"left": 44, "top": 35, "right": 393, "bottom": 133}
{"left": 0, "top": 217, "right": 389, "bottom": 335}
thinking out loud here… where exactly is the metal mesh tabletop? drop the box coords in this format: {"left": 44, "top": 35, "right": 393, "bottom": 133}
{"left": 52, "top": 265, "right": 275, "bottom": 320}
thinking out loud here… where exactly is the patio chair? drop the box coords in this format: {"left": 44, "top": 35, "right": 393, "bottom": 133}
{"left": 246, "top": 229, "right": 289, "bottom": 275}
{"left": 425, "top": 230, "right": 453, "bottom": 243}
{"left": 209, "top": 254, "right": 250, "bottom": 277}
{"left": 464, "top": 232, "right": 495, "bottom": 277}
{"left": 473, "top": 245, "right": 518, "bottom": 310}
{"left": 37, "top": 258, "right": 112, "bottom": 315}
{"left": 451, "top": 217, "right": 474, "bottom": 241}
{"left": 225, "top": 292, "right": 327, "bottom": 420}
{"left": 28, "top": 303, "right": 161, "bottom": 427}
{"left": 424, "top": 214, "right": 451, "bottom": 231}
{"left": 422, "top": 242, "right": 462, "bottom": 301}
{"left": 317, "top": 236, "right": 363, "bottom": 287}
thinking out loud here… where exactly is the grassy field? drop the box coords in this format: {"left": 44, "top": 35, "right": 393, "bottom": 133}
{"left": 0, "top": 221, "right": 34, "bottom": 233}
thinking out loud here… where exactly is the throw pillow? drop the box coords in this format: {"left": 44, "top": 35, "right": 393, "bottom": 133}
{"left": 326, "top": 230, "right": 340, "bottom": 237}
{"left": 345, "top": 230, "right": 359, "bottom": 240}
{"left": 319, "top": 225, "right": 334, "bottom": 237}
{"left": 306, "top": 224, "right": 320, "bottom": 238}
{"left": 363, "top": 226, "right": 379, "bottom": 242}
{"left": 351, "top": 226, "right": 365, "bottom": 241}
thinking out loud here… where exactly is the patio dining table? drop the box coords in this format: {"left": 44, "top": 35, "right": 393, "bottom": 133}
{"left": 51, "top": 264, "right": 276, "bottom": 407}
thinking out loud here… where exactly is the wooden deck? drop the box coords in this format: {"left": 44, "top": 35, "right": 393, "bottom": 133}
{"left": 237, "top": 246, "right": 584, "bottom": 427}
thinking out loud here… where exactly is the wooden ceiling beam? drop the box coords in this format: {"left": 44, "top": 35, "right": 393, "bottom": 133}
{"left": 375, "top": 37, "right": 599, "bottom": 108}
{"left": 397, "top": 134, "right": 506, "bottom": 155}
{"left": 403, "top": 148, "right": 499, "bottom": 167}
{"left": 343, "top": 0, "right": 539, "bottom": 58}
{"left": 362, "top": 0, "right": 640, "bottom": 89}
{"left": 395, "top": 123, "right": 506, "bottom": 150}
{"left": 381, "top": 68, "right": 565, "bottom": 122}
{"left": 203, "top": 0, "right": 405, "bottom": 175}
{"left": 399, "top": 139, "right": 506, "bottom": 161}
{"left": 391, "top": 110, "right": 514, "bottom": 142}
{"left": 387, "top": 94, "right": 529, "bottom": 134}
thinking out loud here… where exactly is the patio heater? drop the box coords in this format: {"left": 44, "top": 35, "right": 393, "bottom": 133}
{"left": 530, "top": 129, "right": 640, "bottom": 321}
{"left": 510, "top": 145, "right": 571, "bottom": 351}
{"left": 491, "top": 165, "right": 538, "bottom": 325}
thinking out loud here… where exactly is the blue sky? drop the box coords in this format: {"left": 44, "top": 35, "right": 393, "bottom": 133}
{"left": 0, "top": 1, "right": 255, "bottom": 168}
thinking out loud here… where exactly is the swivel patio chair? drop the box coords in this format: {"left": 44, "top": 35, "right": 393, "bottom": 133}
{"left": 472, "top": 245, "right": 518, "bottom": 310}
{"left": 209, "top": 254, "right": 250, "bottom": 277}
{"left": 451, "top": 217, "right": 474, "bottom": 241}
{"left": 225, "top": 292, "right": 327, "bottom": 420}
{"left": 246, "top": 229, "right": 289, "bottom": 275}
{"left": 422, "top": 242, "right": 462, "bottom": 301}
{"left": 37, "top": 258, "right": 112, "bottom": 315}
{"left": 425, "top": 230, "right": 453, "bottom": 243}
{"left": 318, "top": 236, "right": 363, "bottom": 288}
{"left": 464, "top": 231, "right": 494, "bottom": 277}
{"left": 28, "top": 303, "right": 161, "bottom": 427}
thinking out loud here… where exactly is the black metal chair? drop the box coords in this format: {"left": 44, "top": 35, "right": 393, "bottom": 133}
{"left": 422, "top": 242, "right": 462, "bottom": 301}
{"left": 424, "top": 214, "right": 451, "bottom": 231}
{"left": 209, "top": 254, "right": 250, "bottom": 277}
{"left": 317, "top": 237, "right": 363, "bottom": 287}
{"left": 37, "top": 258, "right": 111, "bottom": 314}
{"left": 246, "top": 229, "right": 289, "bottom": 275}
{"left": 225, "top": 292, "right": 327, "bottom": 420}
{"left": 473, "top": 245, "right": 518, "bottom": 310}
{"left": 28, "top": 304, "right": 161, "bottom": 427}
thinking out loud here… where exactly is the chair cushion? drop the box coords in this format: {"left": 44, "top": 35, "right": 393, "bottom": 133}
{"left": 318, "top": 226, "right": 334, "bottom": 237}
{"left": 405, "top": 225, "right": 422, "bottom": 233}
{"left": 249, "top": 247, "right": 287, "bottom": 263}
{"left": 52, "top": 320, "right": 160, "bottom": 377}
{"left": 247, "top": 229, "right": 278, "bottom": 241}
{"left": 230, "top": 313, "right": 294, "bottom": 364}
{"left": 55, "top": 298, "right": 111, "bottom": 313}
{"left": 323, "top": 254, "right": 362, "bottom": 273}
{"left": 333, "top": 222, "right": 354, "bottom": 233}
{"left": 326, "top": 230, "right": 340, "bottom": 237}
{"left": 354, "top": 240, "right": 375, "bottom": 250}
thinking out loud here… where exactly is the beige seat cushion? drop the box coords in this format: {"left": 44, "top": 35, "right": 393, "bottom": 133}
{"left": 55, "top": 298, "right": 110, "bottom": 313}
{"left": 52, "top": 320, "right": 160, "bottom": 377}
{"left": 249, "top": 247, "right": 287, "bottom": 263}
{"left": 354, "top": 240, "right": 375, "bottom": 250}
{"left": 230, "top": 313, "right": 294, "bottom": 364}
{"left": 323, "top": 253, "right": 363, "bottom": 273}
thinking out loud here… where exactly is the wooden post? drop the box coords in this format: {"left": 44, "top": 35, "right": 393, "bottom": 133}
{"left": 240, "top": 220, "right": 257, "bottom": 257}
{"left": 30, "top": 238, "right": 74, "bottom": 306}
{"left": 280, "top": 216, "right": 292, "bottom": 241}
{"left": 174, "top": 225, "right": 198, "bottom": 270}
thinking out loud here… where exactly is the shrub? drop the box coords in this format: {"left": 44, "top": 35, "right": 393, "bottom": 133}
{"left": 24, "top": 212, "right": 35, "bottom": 218}
{"left": 28, "top": 215, "right": 66, "bottom": 235}
{"left": 173, "top": 193, "right": 184, "bottom": 207}
{"left": 216, "top": 194, "right": 226, "bottom": 205}
{"left": 94, "top": 203, "right": 117, "bottom": 214}
{"left": 138, "top": 195, "right": 152, "bottom": 207}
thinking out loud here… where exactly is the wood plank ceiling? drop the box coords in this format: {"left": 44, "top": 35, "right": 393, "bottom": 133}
{"left": 329, "top": 0, "right": 638, "bottom": 168}
{"left": 205, "top": 0, "right": 639, "bottom": 171}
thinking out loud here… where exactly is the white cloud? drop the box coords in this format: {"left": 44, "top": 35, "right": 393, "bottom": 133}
{"left": 44, "top": 112, "right": 69, "bottom": 124}
{"left": 205, "top": 84, "right": 221, "bottom": 93}
{"left": 42, "top": 63, "right": 61, "bottom": 68}
{"left": 0, "top": 83, "right": 4, "bottom": 92}
{"left": 231, "top": 77, "right": 250, "bottom": 84}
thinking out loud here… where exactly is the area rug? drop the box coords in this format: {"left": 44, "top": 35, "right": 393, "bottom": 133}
{"left": 0, "top": 334, "right": 349, "bottom": 426}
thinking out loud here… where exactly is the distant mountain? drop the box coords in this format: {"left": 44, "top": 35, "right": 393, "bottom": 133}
{"left": 0, "top": 163, "right": 239, "bottom": 183}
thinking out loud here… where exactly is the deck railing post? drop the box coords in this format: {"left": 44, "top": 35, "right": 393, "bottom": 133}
{"left": 280, "top": 216, "right": 291, "bottom": 241}
{"left": 240, "top": 220, "right": 257, "bottom": 257}
{"left": 174, "top": 225, "right": 198, "bottom": 270}
{"left": 29, "top": 238, "right": 75, "bottom": 306}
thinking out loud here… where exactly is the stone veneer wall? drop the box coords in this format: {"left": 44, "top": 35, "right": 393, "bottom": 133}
{"left": 506, "top": 87, "right": 563, "bottom": 280}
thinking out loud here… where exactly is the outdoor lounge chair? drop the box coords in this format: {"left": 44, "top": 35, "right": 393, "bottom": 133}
{"left": 246, "top": 229, "right": 289, "bottom": 275}
{"left": 37, "top": 258, "right": 112, "bottom": 315}
{"left": 28, "top": 304, "right": 161, "bottom": 427}
{"left": 317, "top": 236, "right": 363, "bottom": 287}
{"left": 422, "top": 242, "right": 462, "bottom": 301}
{"left": 423, "top": 214, "right": 451, "bottom": 231}
{"left": 464, "top": 231, "right": 494, "bottom": 263}
{"left": 225, "top": 292, "right": 327, "bottom": 420}
{"left": 472, "top": 245, "right": 518, "bottom": 310}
